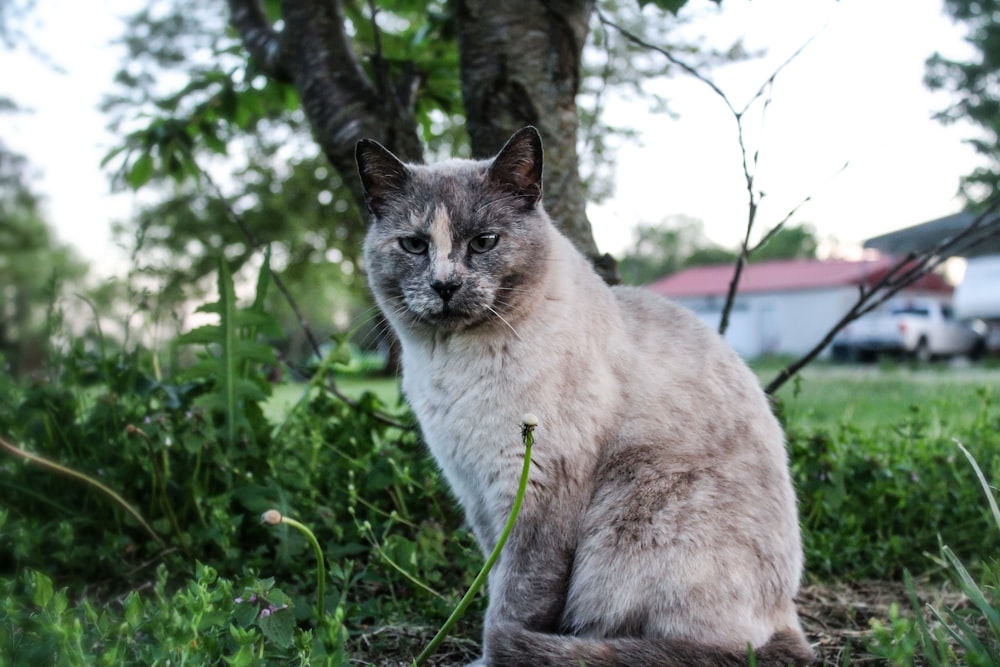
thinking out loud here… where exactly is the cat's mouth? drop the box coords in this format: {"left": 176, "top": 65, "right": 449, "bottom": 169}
{"left": 405, "top": 297, "right": 493, "bottom": 332}
{"left": 418, "top": 303, "right": 480, "bottom": 329}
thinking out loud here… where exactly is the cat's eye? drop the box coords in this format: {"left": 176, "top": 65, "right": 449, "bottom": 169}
{"left": 469, "top": 233, "right": 499, "bottom": 254}
{"left": 399, "top": 237, "right": 428, "bottom": 254}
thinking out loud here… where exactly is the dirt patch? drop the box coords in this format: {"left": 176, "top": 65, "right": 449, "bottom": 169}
{"left": 799, "top": 580, "right": 913, "bottom": 665}
{"left": 349, "top": 580, "right": 962, "bottom": 666}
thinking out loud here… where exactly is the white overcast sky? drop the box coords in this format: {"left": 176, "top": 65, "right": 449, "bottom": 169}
{"left": 0, "top": 0, "right": 984, "bottom": 268}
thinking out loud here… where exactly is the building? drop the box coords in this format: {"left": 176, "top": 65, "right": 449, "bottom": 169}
{"left": 648, "top": 257, "right": 952, "bottom": 358}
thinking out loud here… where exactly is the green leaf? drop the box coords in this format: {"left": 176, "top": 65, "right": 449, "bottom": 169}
{"left": 123, "top": 591, "right": 145, "bottom": 628}
{"left": 257, "top": 605, "right": 295, "bottom": 648}
{"left": 127, "top": 152, "right": 155, "bottom": 189}
{"left": 233, "top": 598, "right": 260, "bottom": 628}
{"left": 27, "top": 570, "right": 53, "bottom": 607}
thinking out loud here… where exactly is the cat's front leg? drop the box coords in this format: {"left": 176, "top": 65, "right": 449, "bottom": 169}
{"left": 473, "top": 509, "right": 579, "bottom": 663}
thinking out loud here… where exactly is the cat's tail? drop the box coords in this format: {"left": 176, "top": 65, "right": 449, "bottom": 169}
{"left": 487, "top": 624, "right": 815, "bottom": 667}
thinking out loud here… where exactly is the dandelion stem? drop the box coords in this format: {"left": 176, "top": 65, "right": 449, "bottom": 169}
{"left": 262, "top": 510, "right": 327, "bottom": 619}
{"left": 412, "top": 415, "right": 537, "bottom": 667}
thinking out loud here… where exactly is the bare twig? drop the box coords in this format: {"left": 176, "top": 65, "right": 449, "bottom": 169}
{"left": 598, "top": 10, "right": 1000, "bottom": 400}
{"left": 597, "top": 9, "right": 825, "bottom": 335}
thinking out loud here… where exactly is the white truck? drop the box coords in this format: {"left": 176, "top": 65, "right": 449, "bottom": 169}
{"left": 831, "top": 296, "right": 985, "bottom": 362}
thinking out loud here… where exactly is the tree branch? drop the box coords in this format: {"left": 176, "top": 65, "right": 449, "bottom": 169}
{"left": 226, "top": 0, "right": 291, "bottom": 81}
{"left": 597, "top": 11, "right": 823, "bottom": 334}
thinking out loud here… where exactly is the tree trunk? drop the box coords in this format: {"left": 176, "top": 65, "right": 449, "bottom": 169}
{"left": 226, "top": 0, "right": 617, "bottom": 280}
{"left": 455, "top": 0, "right": 618, "bottom": 282}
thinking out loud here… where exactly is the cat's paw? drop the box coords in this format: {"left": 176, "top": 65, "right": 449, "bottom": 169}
{"left": 463, "top": 659, "right": 486, "bottom": 667}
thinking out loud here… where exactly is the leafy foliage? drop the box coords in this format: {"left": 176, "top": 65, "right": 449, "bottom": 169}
{"left": 926, "top": 0, "right": 1000, "bottom": 202}
{"left": 787, "top": 393, "right": 1000, "bottom": 580}
{"left": 0, "top": 259, "right": 484, "bottom": 665}
{"left": 617, "top": 217, "right": 818, "bottom": 284}
{"left": 176, "top": 255, "right": 280, "bottom": 446}
{"left": 867, "top": 443, "right": 1000, "bottom": 666}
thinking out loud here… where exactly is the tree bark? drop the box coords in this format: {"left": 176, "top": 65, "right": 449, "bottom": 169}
{"left": 227, "top": 0, "right": 425, "bottom": 207}
{"left": 455, "top": 0, "right": 617, "bottom": 282}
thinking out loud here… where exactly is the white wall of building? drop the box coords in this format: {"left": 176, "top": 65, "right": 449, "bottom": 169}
{"left": 672, "top": 287, "right": 934, "bottom": 358}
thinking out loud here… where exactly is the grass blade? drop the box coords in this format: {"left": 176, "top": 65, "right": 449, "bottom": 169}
{"left": 954, "top": 438, "right": 1000, "bottom": 531}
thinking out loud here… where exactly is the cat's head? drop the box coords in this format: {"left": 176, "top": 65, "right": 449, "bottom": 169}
{"left": 356, "top": 127, "right": 552, "bottom": 337}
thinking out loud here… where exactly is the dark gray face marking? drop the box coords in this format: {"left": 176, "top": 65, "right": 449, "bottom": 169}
{"left": 358, "top": 129, "right": 551, "bottom": 335}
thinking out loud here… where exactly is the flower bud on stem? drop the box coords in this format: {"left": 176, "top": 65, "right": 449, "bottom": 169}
{"left": 261, "top": 509, "right": 327, "bottom": 619}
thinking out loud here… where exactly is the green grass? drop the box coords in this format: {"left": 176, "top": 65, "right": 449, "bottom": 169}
{"left": 760, "top": 360, "right": 1000, "bottom": 432}
{"left": 267, "top": 362, "right": 1000, "bottom": 436}
{"left": 265, "top": 375, "right": 403, "bottom": 424}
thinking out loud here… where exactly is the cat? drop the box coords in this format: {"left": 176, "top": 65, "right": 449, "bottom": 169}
{"left": 355, "top": 126, "right": 814, "bottom": 667}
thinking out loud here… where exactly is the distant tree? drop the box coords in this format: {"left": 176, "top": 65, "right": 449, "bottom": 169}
{"left": 619, "top": 219, "right": 818, "bottom": 285}
{"left": 617, "top": 216, "right": 737, "bottom": 285}
{"left": 751, "top": 223, "right": 818, "bottom": 262}
{"left": 926, "top": 0, "right": 1000, "bottom": 202}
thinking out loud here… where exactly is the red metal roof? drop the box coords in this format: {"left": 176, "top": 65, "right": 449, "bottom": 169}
{"left": 647, "top": 256, "right": 953, "bottom": 298}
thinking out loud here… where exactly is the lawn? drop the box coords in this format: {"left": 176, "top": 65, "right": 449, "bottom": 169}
{"left": 270, "top": 360, "right": 1000, "bottom": 435}
{"left": 265, "top": 375, "right": 403, "bottom": 424}
{"left": 761, "top": 358, "right": 1000, "bottom": 432}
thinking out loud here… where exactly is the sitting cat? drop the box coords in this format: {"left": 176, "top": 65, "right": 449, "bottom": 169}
{"left": 355, "top": 126, "right": 814, "bottom": 667}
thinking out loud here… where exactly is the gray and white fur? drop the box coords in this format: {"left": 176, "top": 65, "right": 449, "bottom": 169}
{"left": 355, "top": 127, "right": 814, "bottom": 667}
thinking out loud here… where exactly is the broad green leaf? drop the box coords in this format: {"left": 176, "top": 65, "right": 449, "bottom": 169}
{"left": 127, "top": 152, "right": 155, "bottom": 189}
{"left": 257, "top": 605, "right": 295, "bottom": 648}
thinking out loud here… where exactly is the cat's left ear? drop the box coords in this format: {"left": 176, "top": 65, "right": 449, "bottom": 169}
{"left": 487, "top": 126, "right": 543, "bottom": 207}
{"left": 356, "top": 139, "right": 410, "bottom": 218}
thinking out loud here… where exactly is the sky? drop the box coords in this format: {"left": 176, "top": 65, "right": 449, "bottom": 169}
{"left": 0, "top": 0, "right": 985, "bottom": 270}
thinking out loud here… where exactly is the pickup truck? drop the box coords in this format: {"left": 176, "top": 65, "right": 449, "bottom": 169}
{"left": 831, "top": 297, "right": 985, "bottom": 362}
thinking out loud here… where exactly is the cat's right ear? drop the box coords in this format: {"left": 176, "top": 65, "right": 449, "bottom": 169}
{"left": 488, "top": 126, "right": 543, "bottom": 208}
{"left": 355, "top": 139, "right": 410, "bottom": 218}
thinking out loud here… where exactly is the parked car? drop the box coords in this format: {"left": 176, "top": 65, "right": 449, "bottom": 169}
{"left": 831, "top": 297, "right": 985, "bottom": 362}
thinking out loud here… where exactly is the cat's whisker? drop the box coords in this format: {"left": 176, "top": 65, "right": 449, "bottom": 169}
{"left": 485, "top": 304, "right": 524, "bottom": 343}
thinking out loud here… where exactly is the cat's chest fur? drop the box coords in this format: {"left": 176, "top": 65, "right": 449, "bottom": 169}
{"left": 397, "top": 234, "right": 624, "bottom": 549}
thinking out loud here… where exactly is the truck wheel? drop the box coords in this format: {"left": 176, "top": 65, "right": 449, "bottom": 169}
{"left": 914, "top": 337, "right": 932, "bottom": 363}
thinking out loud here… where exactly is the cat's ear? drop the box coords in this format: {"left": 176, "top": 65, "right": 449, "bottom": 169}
{"left": 487, "top": 126, "right": 543, "bottom": 207}
{"left": 355, "top": 139, "right": 410, "bottom": 217}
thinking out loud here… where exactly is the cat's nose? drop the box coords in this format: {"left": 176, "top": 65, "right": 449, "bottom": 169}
{"left": 430, "top": 279, "right": 462, "bottom": 302}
